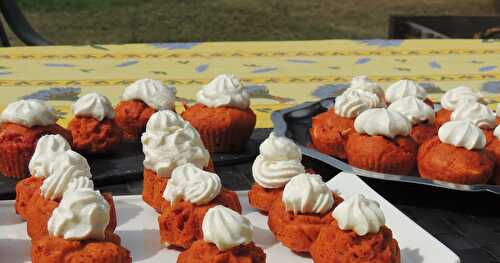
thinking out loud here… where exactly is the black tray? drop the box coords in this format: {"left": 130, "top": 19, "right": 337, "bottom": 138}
{"left": 271, "top": 97, "right": 500, "bottom": 196}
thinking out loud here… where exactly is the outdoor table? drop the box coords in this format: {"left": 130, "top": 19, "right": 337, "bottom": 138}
{"left": 0, "top": 39, "right": 499, "bottom": 262}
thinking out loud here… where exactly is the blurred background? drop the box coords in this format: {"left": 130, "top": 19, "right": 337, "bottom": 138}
{"left": 1, "top": 0, "right": 499, "bottom": 46}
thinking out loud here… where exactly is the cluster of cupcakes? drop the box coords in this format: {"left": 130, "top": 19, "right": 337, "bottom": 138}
{"left": 310, "top": 76, "right": 500, "bottom": 185}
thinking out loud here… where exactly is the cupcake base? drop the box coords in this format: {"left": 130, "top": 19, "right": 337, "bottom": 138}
{"left": 15, "top": 176, "right": 44, "bottom": 220}
{"left": 177, "top": 240, "right": 266, "bottom": 263}
{"left": 410, "top": 122, "right": 438, "bottom": 145}
{"left": 114, "top": 100, "right": 157, "bottom": 142}
{"left": 435, "top": 108, "right": 451, "bottom": 128}
{"left": 309, "top": 109, "right": 354, "bottom": 159}
{"left": 247, "top": 184, "right": 283, "bottom": 213}
{"left": 67, "top": 116, "right": 122, "bottom": 154}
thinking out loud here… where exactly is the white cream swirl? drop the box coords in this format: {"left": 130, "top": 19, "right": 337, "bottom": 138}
{"left": 282, "top": 173, "right": 333, "bottom": 214}
{"left": 334, "top": 91, "right": 369, "bottom": 118}
{"left": 163, "top": 163, "right": 221, "bottom": 205}
{"left": 354, "top": 108, "right": 411, "bottom": 138}
{"left": 348, "top": 76, "right": 385, "bottom": 101}
{"left": 0, "top": 99, "right": 58, "bottom": 127}
{"left": 494, "top": 125, "right": 500, "bottom": 140}
{"left": 122, "top": 78, "right": 176, "bottom": 110}
{"left": 72, "top": 93, "right": 114, "bottom": 121}
{"left": 332, "top": 194, "right": 385, "bottom": 236}
{"left": 252, "top": 133, "right": 305, "bottom": 188}
{"left": 141, "top": 110, "right": 210, "bottom": 177}
{"left": 202, "top": 205, "right": 253, "bottom": 251}
{"left": 385, "top": 79, "right": 427, "bottom": 103}
{"left": 450, "top": 101, "right": 496, "bottom": 129}
{"left": 40, "top": 151, "right": 93, "bottom": 200}
{"left": 440, "top": 86, "right": 487, "bottom": 111}
{"left": 48, "top": 188, "right": 109, "bottom": 241}
{"left": 196, "top": 74, "right": 250, "bottom": 109}
{"left": 438, "top": 120, "right": 486, "bottom": 150}
{"left": 387, "top": 96, "right": 435, "bottom": 125}
{"left": 29, "top": 134, "right": 71, "bottom": 178}
{"left": 343, "top": 88, "right": 385, "bottom": 108}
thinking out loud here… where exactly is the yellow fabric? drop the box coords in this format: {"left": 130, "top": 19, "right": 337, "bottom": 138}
{"left": 0, "top": 39, "right": 499, "bottom": 128}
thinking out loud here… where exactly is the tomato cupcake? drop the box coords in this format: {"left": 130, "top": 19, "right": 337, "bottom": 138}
{"left": 158, "top": 163, "right": 241, "bottom": 249}
{"left": 450, "top": 100, "right": 496, "bottom": 143}
{"left": 68, "top": 93, "right": 122, "bottom": 154}
{"left": 115, "top": 78, "right": 176, "bottom": 142}
{"left": 311, "top": 194, "right": 400, "bottom": 263}
{"left": 385, "top": 79, "right": 433, "bottom": 107}
{"left": 141, "top": 110, "right": 211, "bottom": 212}
{"left": 178, "top": 205, "right": 266, "bottom": 263}
{"left": 32, "top": 188, "right": 131, "bottom": 263}
{"left": 267, "top": 173, "right": 342, "bottom": 253}
{"left": 388, "top": 96, "right": 437, "bottom": 145}
{"left": 248, "top": 132, "right": 304, "bottom": 213}
{"left": 0, "top": 99, "right": 71, "bottom": 179}
{"left": 346, "top": 108, "right": 418, "bottom": 175}
{"left": 486, "top": 125, "right": 500, "bottom": 185}
{"left": 181, "top": 74, "right": 256, "bottom": 153}
{"left": 418, "top": 120, "right": 494, "bottom": 184}
{"left": 436, "top": 86, "right": 487, "bottom": 127}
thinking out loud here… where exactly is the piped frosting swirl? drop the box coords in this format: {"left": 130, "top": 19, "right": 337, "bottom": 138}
{"left": 72, "top": 93, "right": 114, "bottom": 121}
{"left": 332, "top": 194, "right": 385, "bottom": 236}
{"left": 450, "top": 101, "right": 496, "bottom": 129}
{"left": 440, "top": 86, "right": 486, "bottom": 111}
{"left": 438, "top": 120, "right": 486, "bottom": 150}
{"left": 282, "top": 173, "right": 334, "bottom": 214}
{"left": 122, "top": 78, "right": 176, "bottom": 110}
{"left": 385, "top": 79, "right": 427, "bottom": 103}
{"left": 387, "top": 96, "right": 435, "bottom": 125}
{"left": 354, "top": 108, "right": 411, "bottom": 138}
{"left": 0, "top": 99, "right": 58, "bottom": 127}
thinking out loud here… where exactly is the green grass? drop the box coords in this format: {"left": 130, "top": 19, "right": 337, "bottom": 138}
{"left": 5, "top": 0, "right": 500, "bottom": 45}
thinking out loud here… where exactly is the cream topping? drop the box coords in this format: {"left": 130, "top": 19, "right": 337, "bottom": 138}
{"left": 385, "top": 79, "right": 427, "bottom": 103}
{"left": 438, "top": 120, "right": 486, "bottom": 150}
{"left": 29, "top": 134, "right": 71, "bottom": 178}
{"left": 196, "top": 74, "right": 250, "bottom": 109}
{"left": 451, "top": 101, "right": 496, "bottom": 129}
{"left": 282, "top": 173, "right": 334, "bottom": 214}
{"left": 342, "top": 88, "right": 385, "bottom": 108}
{"left": 0, "top": 99, "right": 58, "bottom": 127}
{"left": 332, "top": 194, "right": 385, "bottom": 236}
{"left": 440, "top": 86, "right": 487, "bottom": 111}
{"left": 73, "top": 93, "right": 114, "bottom": 121}
{"left": 202, "top": 205, "right": 253, "bottom": 251}
{"left": 348, "top": 76, "right": 385, "bottom": 101}
{"left": 387, "top": 96, "right": 435, "bottom": 125}
{"left": 122, "top": 78, "right": 176, "bottom": 110}
{"left": 334, "top": 91, "right": 369, "bottom": 118}
{"left": 354, "top": 108, "right": 412, "bottom": 138}
{"left": 494, "top": 125, "right": 500, "bottom": 141}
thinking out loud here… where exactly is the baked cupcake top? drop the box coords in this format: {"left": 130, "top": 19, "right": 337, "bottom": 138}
{"left": 451, "top": 101, "right": 496, "bottom": 129}
{"left": 29, "top": 134, "right": 71, "bottom": 178}
{"left": 354, "top": 108, "right": 411, "bottom": 138}
{"left": 385, "top": 79, "right": 427, "bottom": 103}
{"left": 348, "top": 76, "right": 385, "bottom": 101}
{"left": 440, "top": 86, "right": 487, "bottom": 111}
{"left": 122, "top": 78, "right": 176, "bottom": 110}
{"left": 332, "top": 194, "right": 385, "bottom": 236}
{"left": 252, "top": 133, "right": 305, "bottom": 189}
{"left": 163, "top": 163, "right": 221, "bottom": 205}
{"left": 141, "top": 110, "right": 210, "bottom": 177}
{"left": 40, "top": 150, "right": 93, "bottom": 200}
{"left": 387, "top": 96, "right": 435, "bottom": 125}
{"left": 202, "top": 205, "right": 253, "bottom": 251}
{"left": 0, "top": 99, "right": 58, "bottom": 127}
{"left": 494, "top": 125, "right": 500, "bottom": 140}
{"left": 73, "top": 93, "right": 114, "bottom": 121}
{"left": 282, "top": 173, "right": 334, "bottom": 214}
{"left": 334, "top": 91, "right": 369, "bottom": 118}
{"left": 196, "top": 74, "right": 250, "bottom": 109}
{"left": 48, "top": 188, "right": 110, "bottom": 240}
{"left": 438, "top": 120, "right": 486, "bottom": 150}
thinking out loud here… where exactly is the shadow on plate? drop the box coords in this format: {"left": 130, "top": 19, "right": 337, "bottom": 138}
{"left": 116, "top": 229, "right": 162, "bottom": 261}
{"left": 0, "top": 238, "right": 32, "bottom": 263}
{"left": 116, "top": 202, "right": 143, "bottom": 227}
{"left": 401, "top": 247, "right": 424, "bottom": 263}
{"left": 253, "top": 226, "right": 279, "bottom": 248}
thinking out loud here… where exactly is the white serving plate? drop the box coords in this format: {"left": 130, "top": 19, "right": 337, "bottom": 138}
{"left": 0, "top": 172, "right": 459, "bottom": 263}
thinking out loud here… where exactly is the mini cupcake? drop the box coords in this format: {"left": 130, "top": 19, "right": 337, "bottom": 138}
{"left": 388, "top": 96, "right": 437, "bottom": 145}
{"left": 418, "top": 120, "right": 494, "bottom": 184}
{"left": 436, "top": 86, "right": 487, "bottom": 127}
{"left": 310, "top": 194, "right": 400, "bottom": 263}
{"left": 115, "top": 78, "right": 176, "bottom": 142}
{"left": 386, "top": 79, "right": 433, "bottom": 107}
{"left": 267, "top": 173, "right": 342, "bottom": 253}
{"left": 248, "top": 133, "right": 305, "bottom": 213}
{"left": 31, "top": 189, "right": 131, "bottom": 263}
{"left": 0, "top": 99, "right": 71, "bottom": 179}
{"left": 68, "top": 93, "right": 122, "bottom": 154}
{"left": 158, "top": 163, "right": 241, "bottom": 249}
{"left": 141, "top": 110, "right": 211, "bottom": 212}
{"left": 346, "top": 108, "right": 418, "bottom": 175}
{"left": 450, "top": 100, "right": 496, "bottom": 143}
{"left": 178, "top": 205, "right": 266, "bottom": 263}
{"left": 181, "top": 74, "right": 256, "bottom": 153}
{"left": 486, "top": 125, "right": 500, "bottom": 185}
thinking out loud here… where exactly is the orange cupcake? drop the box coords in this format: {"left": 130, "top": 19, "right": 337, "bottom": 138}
{"left": 346, "top": 108, "right": 418, "bottom": 175}
{"left": 486, "top": 125, "right": 500, "bottom": 185}
{"left": 418, "top": 120, "right": 494, "bottom": 184}
{"left": 31, "top": 188, "right": 131, "bottom": 263}
{"left": 115, "top": 78, "right": 176, "bottom": 142}
{"left": 388, "top": 96, "right": 437, "bottom": 145}
{"left": 385, "top": 79, "right": 433, "bottom": 108}
{"left": 177, "top": 205, "right": 266, "bottom": 263}
{"left": 68, "top": 93, "right": 122, "bottom": 154}
{"left": 436, "top": 86, "right": 487, "bottom": 127}
{"left": 311, "top": 194, "right": 400, "bottom": 263}
{"left": 141, "top": 110, "right": 211, "bottom": 212}
{"left": 248, "top": 132, "right": 305, "bottom": 213}
{"left": 0, "top": 100, "right": 71, "bottom": 179}
{"left": 268, "top": 173, "right": 342, "bottom": 253}
{"left": 158, "top": 164, "right": 241, "bottom": 249}
{"left": 181, "top": 74, "right": 256, "bottom": 153}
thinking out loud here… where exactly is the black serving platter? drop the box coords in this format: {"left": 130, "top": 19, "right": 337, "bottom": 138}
{"left": 272, "top": 97, "right": 500, "bottom": 196}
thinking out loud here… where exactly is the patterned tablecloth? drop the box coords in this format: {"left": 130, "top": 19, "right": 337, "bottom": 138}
{"left": 0, "top": 39, "right": 499, "bottom": 127}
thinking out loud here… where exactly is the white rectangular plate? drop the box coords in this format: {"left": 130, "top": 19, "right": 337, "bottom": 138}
{"left": 0, "top": 172, "right": 459, "bottom": 263}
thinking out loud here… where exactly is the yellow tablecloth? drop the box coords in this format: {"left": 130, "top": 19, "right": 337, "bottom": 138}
{"left": 0, "top": 39, "right": 499, "bottom": 127}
